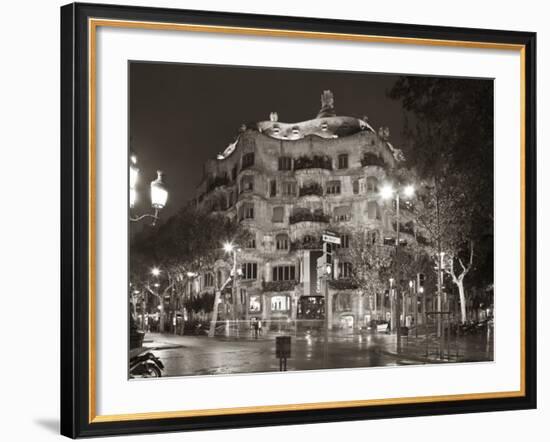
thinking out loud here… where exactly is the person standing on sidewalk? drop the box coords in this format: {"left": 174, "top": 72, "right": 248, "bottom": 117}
{"left": 258, "top": 319, "right": 262, "bottom": 337}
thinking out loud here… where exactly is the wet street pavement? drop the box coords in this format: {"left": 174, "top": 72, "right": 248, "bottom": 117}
{"left": 140, "top": 328, "right": 493, "bottom": 377}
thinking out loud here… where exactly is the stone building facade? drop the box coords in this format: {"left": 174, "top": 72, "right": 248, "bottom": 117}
{"left": 193, "top": 91, "right": 408, "bottom": 331}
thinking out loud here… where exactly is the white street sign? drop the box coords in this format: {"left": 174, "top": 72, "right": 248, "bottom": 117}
{"left": 322, "top": 234, "right": 341, "bottom": 244}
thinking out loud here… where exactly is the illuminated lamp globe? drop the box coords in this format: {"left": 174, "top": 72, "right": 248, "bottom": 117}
{"left": 150, "top": 170, "right": 168, "bottom": 210}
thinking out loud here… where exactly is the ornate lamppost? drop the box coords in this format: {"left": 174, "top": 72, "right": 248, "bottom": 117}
{"left": 380, "top": 183, "right": 415, "bottom": 353}
{"left": 129, "top": 153, "right": 168, "bottom": 225}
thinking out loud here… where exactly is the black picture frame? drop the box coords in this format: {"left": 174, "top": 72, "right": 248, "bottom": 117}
{"left": 61, "top": 2, "right": 537, "bottom": 438}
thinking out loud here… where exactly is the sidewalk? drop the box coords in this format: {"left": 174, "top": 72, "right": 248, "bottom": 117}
{"left": 376, "top": 332, "right": 494, "bottom": 364}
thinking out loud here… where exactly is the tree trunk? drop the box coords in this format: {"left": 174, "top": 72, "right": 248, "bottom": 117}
{"left": 159, "top": 302, "right": 165, "bottom": 333}
{"left": 457, "top": 280, "right": 467, "bottom": 324}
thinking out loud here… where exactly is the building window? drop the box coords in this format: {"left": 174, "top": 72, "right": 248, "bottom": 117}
{"left": 367, "top": 201, "right": 380, "bottom": 220}
{"left": 303, "top": 235, "right": 315, "bottom": 244}
{"left": 334, "top": 206, "right": 351, "bottom": 222}
{"left": 326, "top": 180, "right": 341, "bottom": 195}
{"left": 240, "top": 288, "right": 246, "bottom": 305}
{"left": 271, "top": 295, "right": 290, "bottom": 311}
{"left": 339, "top": 234, "right": 350, "bottom": 248}
{"left": 282, "top": 181, "right": 297, "bottom": 196}
{"left": 272, "top": 265, "right": 296, "bottom": 281}
{"left": 272, "top": 206, "right": 284, "bottom": 223}
{"left": 246, "top": 235, "right": 256, "bottom": 249}
{"left": 367, "top": 176, "right": 378, "bottom": 192}
{"left": 242, "top": 152, "right": 255, "bottom": 169}
{"left": 241, "top": 262, "right": 258, "bottom": 280}
{"left": 338, "top": 154, "right": 349, "bottom": 169}
{"left": 276, "top": 233, "right": 290, "bottom": 250}
{"left": 338, "top": 262, "right": 353, "bottom": 278}
{"left": 239, "top": 203, "right": 254, "bottom": 221}
{"left": 217, "top": 270, "right": 223, "bottom": 288}
{"left": 231, "top": 165, "right": 237, "bottom": 181}
{"left": 249, "top": 295, "right": 261, "bottom": 312}
{"left": 352, "top": 180, "right": 359, "bottom": 194}
{"left": 270, "top": 179, "right": 277, "bottom": 197}
{"left": 240, "top": 175, "right": 254, "bottom": 193}
{"left": 204, "top": 273, "right": 214, "bottom": 287}
{"left": 278, "top": 156, "right": 292, "bottom": 171}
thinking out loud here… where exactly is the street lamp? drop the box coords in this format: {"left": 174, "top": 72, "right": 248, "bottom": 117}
{"left": 151, "top": 267, "right": 161, "bottom": 277}
{"left": 130, "top": 153, "right": 168, "bottom": 225}
{"left": 223, "top": 242, "right": 241, "bottom": 325}
{"left": 380, "top": 182, "right": 416, "bottom": 353}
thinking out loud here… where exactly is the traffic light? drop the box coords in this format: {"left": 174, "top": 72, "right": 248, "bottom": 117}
{"left": 417, "top": 273, "right": 425, "bottom": 290}
{"left": 323, "top": 242, "right": 333, "bottom": 265}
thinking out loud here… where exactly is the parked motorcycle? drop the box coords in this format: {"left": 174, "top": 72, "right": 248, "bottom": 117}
{"left": 129, "top": 350, "right": 164, "bottom": 378}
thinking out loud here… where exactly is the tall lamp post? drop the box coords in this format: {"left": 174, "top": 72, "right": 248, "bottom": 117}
{"left": 129, "top": 153, "right": 168, "bottom": 225}
{"left": 380, "top": 183, "right": 415, "bottom": 354}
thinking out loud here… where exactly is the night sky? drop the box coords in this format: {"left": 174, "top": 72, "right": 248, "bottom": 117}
{"left": 129, "top": 62, "right": 407, "bottom": 219}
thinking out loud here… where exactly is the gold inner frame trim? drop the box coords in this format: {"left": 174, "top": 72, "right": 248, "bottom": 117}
{"left": 88, "top": 18, "right": 527, "bottom": 424}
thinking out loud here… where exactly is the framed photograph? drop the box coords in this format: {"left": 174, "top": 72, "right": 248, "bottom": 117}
{"left": 60, "top": 2, "right": 537, "bottom": 438}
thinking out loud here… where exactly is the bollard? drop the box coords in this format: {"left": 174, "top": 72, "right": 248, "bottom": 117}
{"left": 276, "top": 336, "right": 291, "bottom": 371}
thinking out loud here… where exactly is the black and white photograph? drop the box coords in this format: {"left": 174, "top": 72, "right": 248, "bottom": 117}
{"left": 128, "top": 62, "right": 495, "bottom": 378}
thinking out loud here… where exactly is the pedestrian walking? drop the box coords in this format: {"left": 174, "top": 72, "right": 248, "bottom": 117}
{"left": 258, "top": 319, "right": 262, "bottom": 336}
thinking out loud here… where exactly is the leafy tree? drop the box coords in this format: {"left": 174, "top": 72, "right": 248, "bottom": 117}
{"left": 389, "top": 77, "right": 494, "bottom": 323}
{"left": 130, "top": 205, "right": 250, "bottom": 332}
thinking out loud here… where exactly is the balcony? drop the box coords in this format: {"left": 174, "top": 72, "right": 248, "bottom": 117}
{"left": 294, "top": 155, "right": 332, "bottom": 171}
{"left": 328, "top": 278, "right": 359, "bottom": 290}
{"left": 262, "top": 280, "right": 298, "bottom": 292}
{"left": 289, "top": 209, "right": 330, "bottom": 225}
{"left": 361, "top": 152, "right": 386, "bottom": 168}
{"left": 207, "top": 175, "right": 231, "bottom": 192}
{"left": 291, "top": 238, "right": 323, "bottom": 251}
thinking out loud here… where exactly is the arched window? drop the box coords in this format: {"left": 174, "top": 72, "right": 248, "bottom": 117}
{"left": 276, "top": 233, "right": 289, "bottom": 250}
{"left": 204, "top": 273, "right": 214, "bottom": 288}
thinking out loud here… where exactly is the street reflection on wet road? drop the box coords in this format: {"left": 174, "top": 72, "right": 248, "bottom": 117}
{"left": 137, "top": 329, "right": 495, "bottom": 378}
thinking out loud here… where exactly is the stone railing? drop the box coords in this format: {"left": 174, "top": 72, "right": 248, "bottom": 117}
{"left": 289, "top": 210, "right": 330, "bottom": 225}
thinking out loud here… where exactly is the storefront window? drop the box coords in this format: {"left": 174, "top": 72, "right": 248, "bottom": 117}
{"left": 249, "top": 295, "right": 261, "bottom": 312}
{"left": 271, "top": 295, "right": 289, "bottom": 311}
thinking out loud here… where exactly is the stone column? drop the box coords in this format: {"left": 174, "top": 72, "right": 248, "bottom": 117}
{"left": 262, "top": 294, "right": 269, "bottom": 321}
{"left": 303, "top": 251, "right": 310, "bottom": 296}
